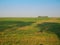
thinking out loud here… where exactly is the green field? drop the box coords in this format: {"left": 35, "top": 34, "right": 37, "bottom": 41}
{"left": 0, "top": 17, "right": 60, "bottom": 45}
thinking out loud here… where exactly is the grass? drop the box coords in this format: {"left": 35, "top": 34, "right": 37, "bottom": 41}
{"left": 0, "top": 17, "right": 60, "bottom": 45}
{"left": 37, "top": 22, "right": 60, "bottom": 39}
{"left": 0, "top": 21, "right": 34, "bottom": 32}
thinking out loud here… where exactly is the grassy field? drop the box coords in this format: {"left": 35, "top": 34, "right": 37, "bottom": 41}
{"left": 0, "top": 17, "right": 60, "bottom": 45}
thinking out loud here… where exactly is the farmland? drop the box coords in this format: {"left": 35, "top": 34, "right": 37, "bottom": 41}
{"left": 0, "top": 17, "right": 60, "bottom": 45}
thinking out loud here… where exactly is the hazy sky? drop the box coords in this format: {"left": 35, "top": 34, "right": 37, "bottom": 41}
{"left": 0, "top": 0, "right": 60, "bottom": 17}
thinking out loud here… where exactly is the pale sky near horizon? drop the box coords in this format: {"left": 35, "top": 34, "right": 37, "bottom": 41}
{"left": 0, "top": 0, "right": 60, "bottom": 17}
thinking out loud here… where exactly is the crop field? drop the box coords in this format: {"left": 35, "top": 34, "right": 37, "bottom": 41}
{"left": 0, "top": 17, "right": 60, "bottom": 45}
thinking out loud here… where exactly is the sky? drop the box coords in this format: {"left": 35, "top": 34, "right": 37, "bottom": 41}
{"left": 0, "top": 0, "right": 60, "bottom": 17}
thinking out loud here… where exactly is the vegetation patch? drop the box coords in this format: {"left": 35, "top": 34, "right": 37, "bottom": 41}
{"left": 0, "top": 21, "right": 34, "bottom": 32}
{"left": 37, "top": 22, "right": 60, "bottom": 39}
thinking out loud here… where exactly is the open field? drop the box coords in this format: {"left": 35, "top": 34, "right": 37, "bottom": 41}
{"left": 0, "top": 17, "right": 60, "bottom": 45}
